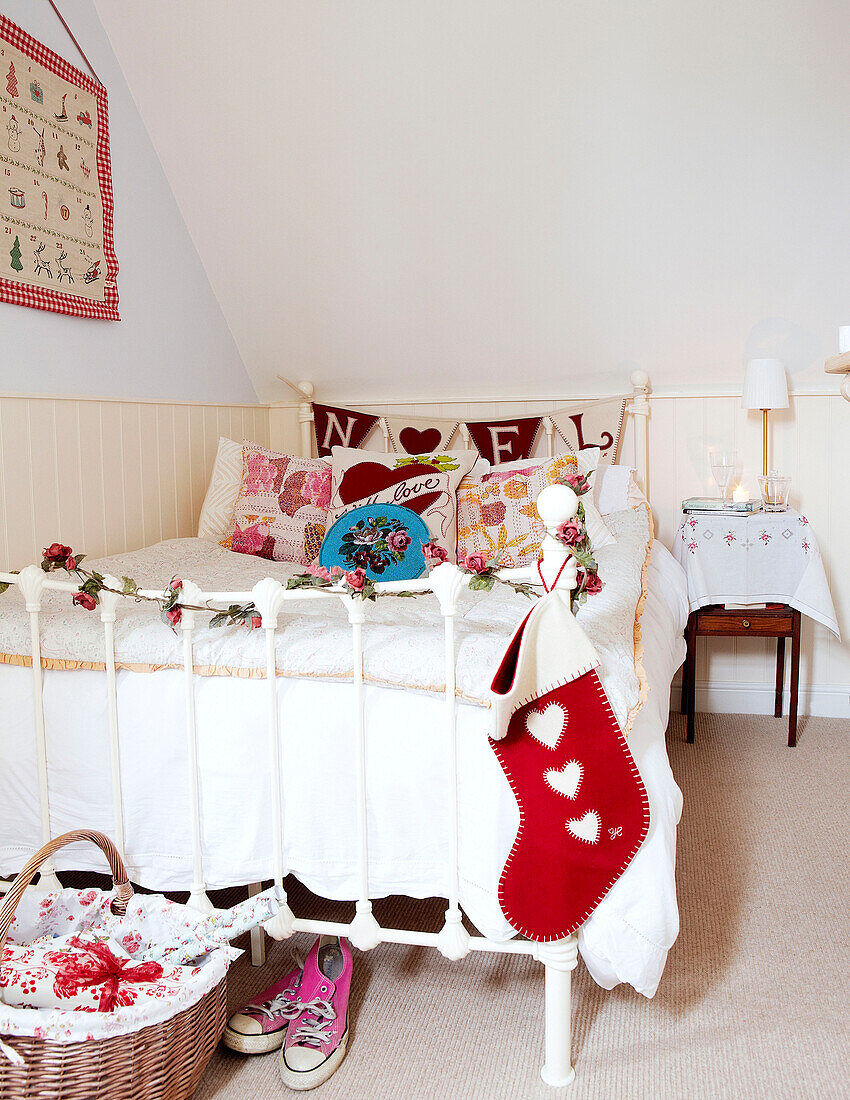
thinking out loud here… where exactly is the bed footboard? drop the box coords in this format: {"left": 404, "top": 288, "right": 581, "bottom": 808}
{"left": 0, "top": 483, "right": 585, "bottom": 1088}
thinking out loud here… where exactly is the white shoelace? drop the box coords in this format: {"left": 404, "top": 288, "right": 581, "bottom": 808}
{"left": 290, "top": 998, "right": 337, "bottom": 1048}
{"left": 245, "top": 989, "right": 302, "bottom": 1021}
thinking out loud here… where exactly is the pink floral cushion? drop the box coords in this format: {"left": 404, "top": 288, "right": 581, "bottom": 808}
{"left": 220, "top": 442, "right": 331, "bottom": 565}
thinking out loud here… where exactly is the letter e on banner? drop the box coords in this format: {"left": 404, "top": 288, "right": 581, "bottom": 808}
{"left": 465, "top": 417, "right": 542, "bottom": 465}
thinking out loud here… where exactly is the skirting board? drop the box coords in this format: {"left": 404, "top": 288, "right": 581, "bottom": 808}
{"left": 669, "top": 678, "right": 850, "bottom": 720}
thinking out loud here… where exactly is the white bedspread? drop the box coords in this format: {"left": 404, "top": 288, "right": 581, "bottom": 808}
{"left": 0, "top": 510, "right": 651, "bottom": 722}
{"left": 0, "top": 517, "right": 687, "bottom": 997}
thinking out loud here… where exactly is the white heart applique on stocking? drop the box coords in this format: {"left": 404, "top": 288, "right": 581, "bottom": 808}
{"left": 525, "top": 703, "right": 567, "bottom": 751}
{"left": 544, "top": 760, "right": 582, "bottom": 799}
{"left": 566, "top": 810, "right": 600, "bottom": 845}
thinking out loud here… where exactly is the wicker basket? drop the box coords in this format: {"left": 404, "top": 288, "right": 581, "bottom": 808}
{"left": 0, "top": 830, "right": 228, "bottom": 1100}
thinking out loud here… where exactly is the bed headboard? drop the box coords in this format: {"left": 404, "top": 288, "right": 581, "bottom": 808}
{"left": 283, "top": 372, "right": 653, "bottom": 497}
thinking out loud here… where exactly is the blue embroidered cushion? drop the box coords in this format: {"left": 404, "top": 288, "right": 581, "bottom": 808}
{"left": 319, "top": 503, "right": 429, "bottom": 582}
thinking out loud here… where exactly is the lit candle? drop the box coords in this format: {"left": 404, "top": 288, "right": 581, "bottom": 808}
{"left": 732, "top": 486, "right": 749, "bottom": 503}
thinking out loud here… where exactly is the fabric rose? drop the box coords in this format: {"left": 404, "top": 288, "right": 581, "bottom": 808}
{"left": 43, "top": 543, "right": 76, "bottom": 570}
{"left": 562, "top": 471, "right": 589, "bottom": 493}
{"left": 249, "top": 614, "right": 263, "bottom": 630}
{"left": 422, "top": 542, "right": 449, "bottom": 565}
{"left": 43, "top": 543, "right": 73, "bottom": 563}
{"left": 72, "top": 591, "right": 97, "bottom": 611}
{"left": 461, "top": 551, "right": 489, "bottom": 575}
{"left": 303, "top": 469, "right": 331, "bottom": 511}
{"left": 584, "top": 571, "right": 603, "bottom": 594}
{"left": 304, "top": 562, "right": 332, "bottom": 582}
{"left": 164, "top": 607, "right": 182, "bottom": 627}
{"left": 344, "top": 568, "right": 367, "bottom": 592}
{"left": 556, "top": 519, "right": 583, "bottom": 546}
{"left": 387, "top": 530, "right": 411, "bottom": 553}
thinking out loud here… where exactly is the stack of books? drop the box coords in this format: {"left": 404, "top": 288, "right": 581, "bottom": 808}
{"left": 682, "top": 497, "right": 762, "bottom": 516}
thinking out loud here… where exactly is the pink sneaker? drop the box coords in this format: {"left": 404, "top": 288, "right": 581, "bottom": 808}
{"left": 223, "top": 964, "right": 303, "bottom": 1054}
{"left": 279, "top": 936, "right": 352, "bottom": 1091}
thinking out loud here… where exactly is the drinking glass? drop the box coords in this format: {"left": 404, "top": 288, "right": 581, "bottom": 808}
{"left": 709, "top": 450, "right": 738, "bottom": 503}
{"left": 758, "top": 472, "right": 791, "bottom": 512}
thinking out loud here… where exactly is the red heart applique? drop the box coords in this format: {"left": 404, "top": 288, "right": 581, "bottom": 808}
{"left": 338, "top": 462, "right": 441, "bottom": 517}
{"left": 398, "top": 427, "right": 442, "bottom": 453}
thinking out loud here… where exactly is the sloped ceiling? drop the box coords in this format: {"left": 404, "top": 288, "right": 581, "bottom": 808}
{"left": 93, "top": 0, "right": 850, "bottom": 401}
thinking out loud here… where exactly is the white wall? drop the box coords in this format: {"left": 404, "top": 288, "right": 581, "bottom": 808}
{"left": 0, "top": 1, "right": 256, "bottom": 404}
{"left": 94, "top": 0, "right": 850, "bottom": 402}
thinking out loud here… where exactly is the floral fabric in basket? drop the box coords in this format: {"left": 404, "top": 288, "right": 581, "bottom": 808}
{"left": 0, "top": 886, "right": 276, "bottom": 1049}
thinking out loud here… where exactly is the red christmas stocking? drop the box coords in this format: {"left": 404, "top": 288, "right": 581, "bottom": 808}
{"left": 489, "top": 596, "right": 649, "bottom": 940}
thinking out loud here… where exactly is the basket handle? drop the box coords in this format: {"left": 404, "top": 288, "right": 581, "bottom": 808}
{"left": 0, "top": 830, "right": 133, "bottom": 958}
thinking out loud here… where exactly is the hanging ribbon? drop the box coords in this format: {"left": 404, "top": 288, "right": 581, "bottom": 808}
{"left": 47, "top": 1, "right": 102, "bottom": 84}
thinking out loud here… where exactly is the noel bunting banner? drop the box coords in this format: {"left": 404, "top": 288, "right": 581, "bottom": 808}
{"left": 313, "top": 396, "right": 627, "bottom": 464}
{"left": 0, "top": 14, "right": 119, "bottom": 319}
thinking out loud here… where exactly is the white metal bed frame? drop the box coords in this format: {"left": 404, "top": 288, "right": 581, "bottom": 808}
{"left": 0, "top": 371, "right": 651, "bottom": 1088}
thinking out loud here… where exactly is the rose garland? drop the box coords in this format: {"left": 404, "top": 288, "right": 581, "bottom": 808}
{"left": 3, "top": 474, "right": 602, "bottom": 629}
{"left": 554, "top": 469, "right": 604, "bottom": 613}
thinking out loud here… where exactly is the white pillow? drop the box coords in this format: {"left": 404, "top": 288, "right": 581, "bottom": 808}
{"left": 197, "top": 437, "right": 243, "bottom": 540}
{"left": 569, "top": 448, "right": 615, "bottom": 550}
{"left": 594, "top": 464, "right": 648, "bottom": 515}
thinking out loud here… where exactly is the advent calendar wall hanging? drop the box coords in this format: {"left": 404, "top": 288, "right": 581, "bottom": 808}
{"left": 0, "top": 13, "right": 119, "bottom": 320}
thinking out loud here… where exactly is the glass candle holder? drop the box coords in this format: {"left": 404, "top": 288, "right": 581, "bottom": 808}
{"left": 758, "top": 472, "right": 791, "bottom": 512}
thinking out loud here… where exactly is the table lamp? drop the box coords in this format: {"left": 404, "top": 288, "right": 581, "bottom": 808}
{"left": 742, "top": 358, "right": 789, "bottom": 476}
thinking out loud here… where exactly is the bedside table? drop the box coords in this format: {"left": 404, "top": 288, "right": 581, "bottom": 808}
{"left": 680, "top": 604, "right": 801, "bottom": 746}
{"left": 673, "top": 508, "right": 839, "bottom": 748}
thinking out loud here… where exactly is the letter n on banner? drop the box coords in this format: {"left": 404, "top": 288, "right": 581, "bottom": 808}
{"left": 313, "top": 404, "right": 380, "bottom": 457}
{"left": 465, "top": 417, "right": 542, "bottom": 465}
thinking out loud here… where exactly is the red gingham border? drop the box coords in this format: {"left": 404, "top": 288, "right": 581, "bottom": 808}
{"left": 0, "top": 14, "right": 119, "bottom": 320}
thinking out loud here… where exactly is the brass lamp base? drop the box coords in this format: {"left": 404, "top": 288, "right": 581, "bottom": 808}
{"left": 762, "top": 408, "right": 768, "bottom": 477}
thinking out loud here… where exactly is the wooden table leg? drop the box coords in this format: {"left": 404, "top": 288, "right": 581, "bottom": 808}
{"left": 686, "top": 613, "right": 697, "bottom": 744}
{"left": 788, "top": 611, "right": 801, "bottom": 747}
{"left": 680, "top": 649, "right": 689, "bottom": 715}
{"left": 774, "top": 636, "right": 785, "bottom": 718}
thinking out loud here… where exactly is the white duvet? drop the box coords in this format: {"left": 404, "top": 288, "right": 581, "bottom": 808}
{"left": 0, "top": 513, "right": 688, "bottom": 997}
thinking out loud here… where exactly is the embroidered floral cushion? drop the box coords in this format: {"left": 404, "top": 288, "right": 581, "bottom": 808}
{"left": 457, "top": 453, "right": 615, "bottom": 568}
{"left": 220, "top": 442, "right": 331, "bottom": 565}
{"left": 327, "top": 447, "right": 478, "bottom": 561}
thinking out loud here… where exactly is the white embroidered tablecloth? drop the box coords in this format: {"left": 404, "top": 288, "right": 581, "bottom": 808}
{"left": 672, "top": 509, "right": 839, "bottom": 637}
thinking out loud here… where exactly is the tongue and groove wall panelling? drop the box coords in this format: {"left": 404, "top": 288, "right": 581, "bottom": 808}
{"left": 0, "top": 395, "right": 270, "bottom": 571}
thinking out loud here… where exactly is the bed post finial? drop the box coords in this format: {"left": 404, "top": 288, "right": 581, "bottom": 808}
{"left": 298, "top": 381, "right": 315, "bottom": 459}
{"left": 277, "top": 376, "right": 315, "bottom": 457}
{"left": 630, "top": 370, "right": 651, "bottom": 497}
{"left": 536, "top": 484, "right": 578, "bottom": 595}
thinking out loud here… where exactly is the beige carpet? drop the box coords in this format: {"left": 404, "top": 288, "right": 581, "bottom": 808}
{"left": 192, "top": 713, "right": 849, "bottom": 1100}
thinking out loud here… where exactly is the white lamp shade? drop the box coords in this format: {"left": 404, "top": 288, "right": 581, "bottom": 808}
{"left": 742, "top": 358, "right": 789, "bottom": 410}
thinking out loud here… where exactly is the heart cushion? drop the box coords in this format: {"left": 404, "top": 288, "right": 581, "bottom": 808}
{"left": 328, "top": 447, "right": 478, "bottom": 562}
